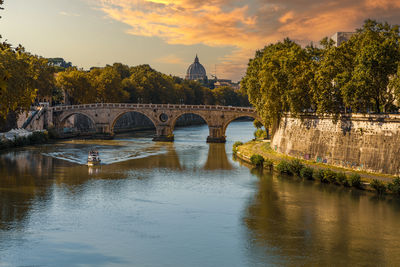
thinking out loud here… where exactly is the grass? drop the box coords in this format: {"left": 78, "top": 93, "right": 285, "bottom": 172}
{"left": 236, "top": 140, "right": 398, "bottom": 187}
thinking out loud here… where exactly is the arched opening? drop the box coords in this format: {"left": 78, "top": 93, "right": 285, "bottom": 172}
{"left": 224, "top": 116, "right": 258, "bottom": 143}
{"left": 112, "top": 111, "right": 156, "bottom": 137}
{"left": 60, "top": 113, "right": 96, "bottom": 137}
{"left": 172, "top": 113, "right": 208, "bottom": 141}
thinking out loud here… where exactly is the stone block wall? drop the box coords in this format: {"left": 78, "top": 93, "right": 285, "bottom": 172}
{"left": 271, "top": 114, "right": 400, "bottom": 175}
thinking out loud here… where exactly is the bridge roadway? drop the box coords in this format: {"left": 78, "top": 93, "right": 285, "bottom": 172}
{"left": 49, "top": 103, "right": 260, "bottom": 143}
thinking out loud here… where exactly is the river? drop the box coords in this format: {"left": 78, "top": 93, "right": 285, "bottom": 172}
{"left": 0, "top": 121, "right": 400, "bottom": 266}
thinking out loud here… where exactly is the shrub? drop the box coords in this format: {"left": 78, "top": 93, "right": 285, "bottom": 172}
{"left": 322, "top": 169, "right": 337, "bottom": 183}
{"left": 232, "top": 141, "right": 243, "bottom": 154}
{"left": 335, "top": 172, "right": 348, "bottom": 185}
{"left": 300, "top": 167, "right": 314, "bottom": 180}
{"left": 288, "top": 159, "right": 304, "bottom": 176}
{"left": 387, "top": 177, "right": 400, "bottom": 195}
{"left": 276, "top": 160, "right": 293, "bottom": 175}
{"left": 348, "top": 174, "right": 362, "bottom": 189}
{"left": 250, "top": 154, "right": 264, "bottom": 167}
{"left": 254, "top": 129, "right": 267, "bottom": 139}
{"left": 370, "top": 179, "right": 386, "bottom": 195}
{"left": 264, "top": 158, "right": 274, "bottom": 171}
{"left": 313, "top": 169, "right": 325, "bottom": 182}
{"left": 29, "top": 131, "right": 49, "bottom": 144}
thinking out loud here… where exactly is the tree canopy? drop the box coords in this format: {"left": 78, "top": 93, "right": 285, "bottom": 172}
{"left": 0, "top": 42, "right": 55, "bottom": 118}
{"left": 56, "top": 64, "right": 248, "bottom": 107}
{"left": 241, "top": 19, "right": 400, "bottom": 127}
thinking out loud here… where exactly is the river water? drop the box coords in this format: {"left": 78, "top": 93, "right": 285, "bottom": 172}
{"left": 1, "top": 121, "right": 400, "bottom": 266}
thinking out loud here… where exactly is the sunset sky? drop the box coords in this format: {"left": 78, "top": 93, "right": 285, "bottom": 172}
{"left": 1, "top": 0, "right": 400, "bottom": 81}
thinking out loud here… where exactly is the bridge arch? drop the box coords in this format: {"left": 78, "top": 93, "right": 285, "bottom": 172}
{"left": 222, "top": 114, "right": 261, "bottom": 137}
{"left": 170, "top": 112, "right": 209, "bottom": 131}
{"left": 110, "top": 110, "right": 158, "bottom": 134}
{"left": 58, "top": 111, "right": 97, "bottom": 130}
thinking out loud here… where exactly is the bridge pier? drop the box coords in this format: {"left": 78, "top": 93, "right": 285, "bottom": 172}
{"left": 207, "top": 126, "right": 226, "bottom": 143}
{"left": 153, "top": 125, "right": 174, "bottom": 142}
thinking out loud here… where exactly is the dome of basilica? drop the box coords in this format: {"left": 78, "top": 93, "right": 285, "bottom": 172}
{"left": 185, "top": 55, "right": 207, "bottom": 81}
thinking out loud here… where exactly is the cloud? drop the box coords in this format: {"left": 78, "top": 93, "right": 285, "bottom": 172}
{"left": 94, "top": 0, "right": 400, "bottom": 80}
{"left": 156, "top": 54, "right": 186, "bottom": 65}
{"left": 59, "top": 11, "right": 81, "bottom": 17}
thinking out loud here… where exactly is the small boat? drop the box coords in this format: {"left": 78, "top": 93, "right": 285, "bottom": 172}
{"left": 88, "top": 150, "right": 101, "bottom": 166}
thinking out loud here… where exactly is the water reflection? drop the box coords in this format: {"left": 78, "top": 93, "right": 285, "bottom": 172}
{"left": 2, "top": 122, "right": 400, "bottom": 266}
{"left": 245, "top": 170, "right": 400, "bottom": 266}
{"left": 0, "top": 140, "right": 234, "bottom": 232}
{"left": 203, "top": 143, "right": 233, "bottom": 170}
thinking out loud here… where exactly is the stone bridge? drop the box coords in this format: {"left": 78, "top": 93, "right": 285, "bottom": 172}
{"left": 48, "top": 103, "right": 260, "bottom": 143}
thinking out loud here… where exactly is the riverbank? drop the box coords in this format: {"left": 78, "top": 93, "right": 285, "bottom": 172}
{"left": 0, "top": 130, "right": 51, "bottom": 150}
{"left": 235, "top": 140, "right": 399, "bottom": 195}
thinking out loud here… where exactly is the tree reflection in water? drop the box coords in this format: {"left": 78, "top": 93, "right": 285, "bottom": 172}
{"left": 0, "top": 140, "right": 234, "bottom": 231}
{"left": 243, "top": 169, "right": 400, "bottom": 266}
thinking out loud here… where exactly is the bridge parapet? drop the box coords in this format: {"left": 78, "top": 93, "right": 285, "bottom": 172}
{"left": 51, "top": 103, "right": 255, "bottom": 113}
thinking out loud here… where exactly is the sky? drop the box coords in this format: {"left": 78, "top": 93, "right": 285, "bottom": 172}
{"left": 1, "top": 0, "right": 400, "bottom": 82}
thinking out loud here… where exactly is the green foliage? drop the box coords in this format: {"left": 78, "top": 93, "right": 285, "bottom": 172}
{"left": 56, "top": 64, "right": 247, "bottom": 106}
{"left": 0, "top": 42, "right": 55, "bottom": 118}
{"left": 241, "top": 38, "right": 314, "bottom": 127}
{"left": 335, "top": 172, "right": 348, "bottom": 185}
{"left": 213, "top": 86, "right": 248, "bottom": 106}
{"left": 242, "top": 19, "right": 400, "bottom": 125}
{"left": 250, "top": 154, "right": 264, "bottom": 167}
{"left": 300, "top": 167, "right": 314, "bottom": 180}
{"left": 370, "top": 179, "right": 387, "bottom": 195}
{"left": 253, "top": 120, "right": 263, "bottom": 129}
{"left": 322, "top": 169, "right": 337, "bottom": 183}
{"left": 348, "top": 174, "right": 362, "bottom": 188}
{"left": 254, "top": 129, "right": 267, "bottom": 139}
{"left": 56, "top": 68, "right": 96, "bottom": 104}
{"left": 232, "top": 141, "right": 243, "bottom": 154}
{"left": 264, "top": 158, "right": 274, "bottom": 171}
{"left": 387, "top": 177, "right": 400, "bottom": 195}
{"left": 313, "top": 169, "right": 325, "bottom": 182}
{"left": 288, "top": 159, "right": 304, "bottom": 176}
{"left": 276, "top": 160, "right": 293, "bottom": 175}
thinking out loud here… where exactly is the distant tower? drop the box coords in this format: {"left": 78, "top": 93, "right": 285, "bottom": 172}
{"left": 331, "top": 32, "right": 355, "bottom": 47}
{"left": 185, "top": 54, "right": 207, "bottom": 81}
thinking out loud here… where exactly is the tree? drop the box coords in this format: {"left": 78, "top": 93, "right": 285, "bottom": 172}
{"left": 56, "top": 68, "right": 95, "bottom": 104}
{"left": 390, "top": 64, "right": 400, "bottom": 105}
{"left": 213, "top": 86, "right": 244, "bottom": 106}
{"left": 241, "top": 38, "right": 314, "bottom": 128}
{"left": 30, "top": 56, "right": 56, "bottom": 101}
{"left": 0, "top": 44, "right": 37, "bottom": 118}
{"left": 89, "top": 66, "right": 129, "bottom": 103}
{"left": 312, "top": 41, "right": 352, "bottom": 116}
{"left": 341, "top": 20, "right": 400, "bottom": 113}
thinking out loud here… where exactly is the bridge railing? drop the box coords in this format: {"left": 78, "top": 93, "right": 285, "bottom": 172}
{"left": 51, "top": 103, "right": 256, "bottom": 113}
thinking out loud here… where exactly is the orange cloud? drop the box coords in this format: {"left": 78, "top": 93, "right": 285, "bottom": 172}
{"left": 96, "top": 0, "right": 400, "bottom": 80}
{"left": 279, "top": 11, "right": 295, "bottom": 23}
{"left": 156, "top": 54, "right": 186, "bottom": 65}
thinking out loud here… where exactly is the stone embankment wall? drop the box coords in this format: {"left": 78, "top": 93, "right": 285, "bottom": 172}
{"left": 271, "top": 114, "right": 400, "bottom": 175}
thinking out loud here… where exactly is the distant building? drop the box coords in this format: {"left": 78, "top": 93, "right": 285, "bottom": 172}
{"left": 185, "top": 55, "right": 207, "bottom": 81}
{"left": 214, "top": 79, "right": 240, "bottom": 90}
{"left": 47, "top": 58, "right": 72, "bottom": 68}
{"left": 331, "top": 32, "right": 355, "bottom": 47}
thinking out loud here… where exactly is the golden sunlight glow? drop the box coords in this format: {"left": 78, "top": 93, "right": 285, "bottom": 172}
{"left": 97, "top": 0, "right": 400, "bottom": 79}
